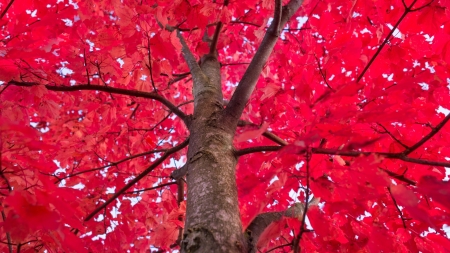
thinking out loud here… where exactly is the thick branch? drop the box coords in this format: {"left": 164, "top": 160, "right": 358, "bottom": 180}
{"left": 170, "top": 164, "right": 188, "bottom": 180}
{"left": 246, "top": 198, "right": 319, "bottom": 253}
{"left": 8, "top": 81, "right": 189, "bottom": 125}
{"left": 246, "top": 203, "right": 302, "bottom": 253}
{"left": 176, "top": 30, "right": 208, "bottom": 85}
{"left": 273, "top": 0, "right": 283, "bottom": 36}
{"left": 235, "top": 145, "right": 450, "bottom": 167}
{"left": 224, "top": 0, "right": 304, "bottom": 125}
{"left": 209, "top": 22, "right": 223, "bottom": 55}
{"left": 84, "top": 138, "right": 189, "bottom": 222}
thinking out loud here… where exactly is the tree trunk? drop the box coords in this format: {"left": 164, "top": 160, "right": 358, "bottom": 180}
{"left": 178, "top": 2, "right": 304, "bottom": 251}
{"left": 180, "top": 54, "right": 247, "bottom": 252}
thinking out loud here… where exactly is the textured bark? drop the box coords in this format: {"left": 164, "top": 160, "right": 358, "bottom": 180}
{"left": 179, "top": 1, "right": 304, "bottom": 252}
{"left": 181, "top": 54, "right": 246, "bottom": 252}
{"left": 246, "top": 199, "right": 319, "bottom": 253}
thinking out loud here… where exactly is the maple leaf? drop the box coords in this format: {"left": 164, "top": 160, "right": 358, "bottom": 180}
{"left": 2, "top": 0, "right": 450, "bottom": 252}
{"left": 417, "top": 176, "right": 450, "bottom": 210}
{"left": 4, "top": 191, "right": 60, "bottom": 231}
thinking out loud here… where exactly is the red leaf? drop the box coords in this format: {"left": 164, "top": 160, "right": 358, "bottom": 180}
{"left": 4, "top": 191, "right": 60, "bottom": 231}
{"left": 417, "top": 176, "right": 450, "bottom": 210}
{"left": 390, "top": 184, "right": 434, "bottom": 227}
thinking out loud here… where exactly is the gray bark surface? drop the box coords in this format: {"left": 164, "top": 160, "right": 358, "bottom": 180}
{"left": 178, "top": 1, "right": 304, "bottom": 252}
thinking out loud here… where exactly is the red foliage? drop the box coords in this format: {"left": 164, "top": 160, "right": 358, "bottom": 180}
{"left": 1, "top": 0, "right": 450, "bottom": 252}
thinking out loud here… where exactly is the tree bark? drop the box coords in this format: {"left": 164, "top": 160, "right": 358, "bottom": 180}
{"left": 179, "top": 1, "right": 304, "bottom": 252}
{"left": 180, "top": 53, "right": 247, "bottom": 252}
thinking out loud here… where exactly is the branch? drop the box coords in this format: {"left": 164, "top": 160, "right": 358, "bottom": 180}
{"left": 170, "top": 164, "right": 188, "bottom": 180}
{"left": 235, "top": 145, "right": 282, "bottom": 156}
{"left": 402, "top": 113, "right": 450, "bottom": 156}
{"left": 8, "top": 81, "right": 189, "bottom": 125}
{"left": 266, "top": 243, "right": 292, "bottom": 253}
{"left": 1, "top": 211, "right": 12, "bottom": 253}
{"left": 57, "top": 149, "right": 167, "bottom": 182}
{"left": 246, "top": 198, "right": 319, "bottom": 253}
{"left": 0, "top": 0, "right": 14, "bottom": 20}
{"left": 0, "top": 149, "right": 12, "bottom": 253}
{"left": 235, "top": 146, "right": 416, "bottom": 185}
{"left": 176, "top": 178, "right": 185, "bottom": 244}
{"left": 84, "top": 138, "right": 189, "bottom": 222}
{"left": 399, "top": 156, "right": 450, "bottom": 167}
{"left": 293, "top": 151, "right": 312, "bottom": 253}
{"left": 388, "top": 187, "right": 409, "bottom": 228}
{"left": 238, "top": 120, "right": 288, "bottom": 146}
{"left": 381, "top": 168, "right": 416, "bottom": 186}
{"left": 145, "top": 35, "right": 157, "bottom": 92}
{"left": 176, "top": 30, "right": 208, "bottom": 85}
{"left": 124, "top": 181, "right": 177, "bottom": 194}
{"left": 374, "top": 123, "right": 409, "bottom": 149}
{"left": 313, "top": 148, "right": 450, "bottom": 168}
{"left": 410, "top": 0, "right": 434, "bottom": 12}
{"left": 315, "top": 54, "right": 334, "bottom": 90}
{"left": 357, "top": 0, "right": 418, "bottom": 82}
{"left": 246, "top": 203, "right": 300, "bottom": 253}
{"left": 209, "top": 22, "right": 223, "bottom": 55}
{"left": 224, "top": 0, "right": 304, "bottom": 125}
{"left": 235, "top": 146, "right": 450, "bottom": 168}
{"left": 273, "top": 0, "right": 283, "bottom": 36}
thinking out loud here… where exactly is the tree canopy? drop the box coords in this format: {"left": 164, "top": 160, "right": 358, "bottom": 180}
{"left": 2, "top": 0, "right": 450, "bottom": 252}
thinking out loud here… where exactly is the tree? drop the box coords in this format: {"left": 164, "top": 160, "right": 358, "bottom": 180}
{"left": 1, "top": 0, "right": 450, "bottom": 252}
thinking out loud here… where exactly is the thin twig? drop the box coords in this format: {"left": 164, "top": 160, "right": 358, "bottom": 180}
{"left": 266, "top": 242, "right": 292, "bottom": 253}
{"left": 381, "top": 168, "right": 416, "bottom": 186}
{"left": 374, "top": 123, "right": 409, "bottom": 149}
{"left": 315, "top": 55, "right": 334, "bottom": 90}
{"left": 410, "top": 0, "right": 434, "bottom": 12}
{"left": 0, "top": 147, "right": 13, "bottom": 253}
{"left": 292, "top": 150, "right": 311, "bottom": 253}
{"left": 124, "top": 181, "right": 177, "bottom": 194}
{"left": 402, "top": 113, "right": 450, "bottom": 155}
{"left": 237, "top": 120, "right": 288, "bottom": 146}
{"left": 57, "top": 148, "right": 167, "bottom": 182}
{"left": 387, "top": 187, "right": 408, "bottom": 228}
{"left": 8, "top": 81, "right": 189, "bottom": 125}
{"left": 128, "top": 103, "right": 140, "bottom": 120}
{"left": 83, "top": 49, "right": 90, "bottom": 85}
{"left": 84, "top": 138, "right": 189, "bottom": 221}
{"left": 357, "top": 0, "right": 419, "bottom": 82}
{"left": 0, "top": 0, "right": 15, "bottom": 20}
{"left": 145, "top": 35, "right": 157, "bottom": 92}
